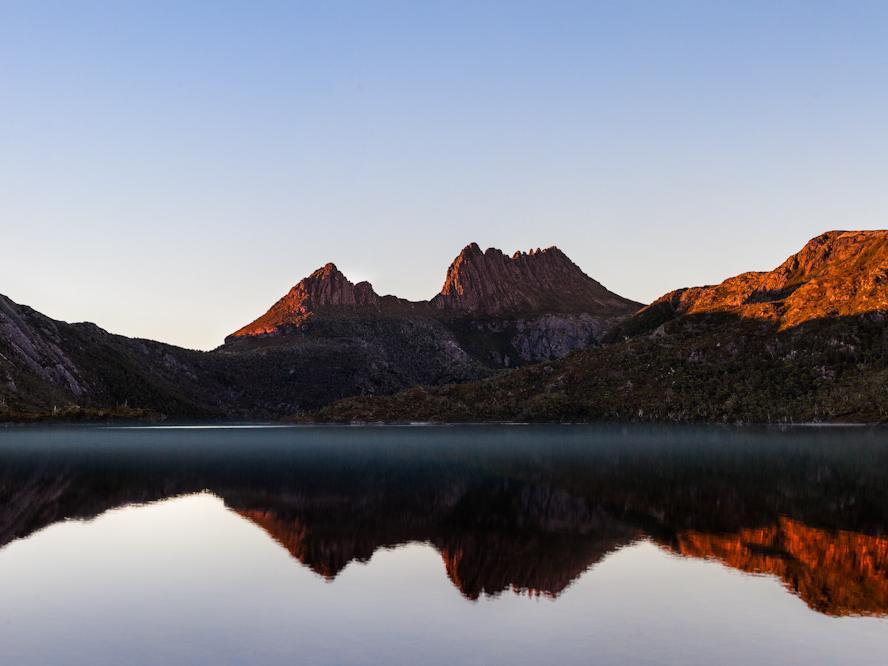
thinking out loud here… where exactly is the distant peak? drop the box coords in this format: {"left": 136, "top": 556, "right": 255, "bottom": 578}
{"left": 433, "top": 243, "right": 640, "bottom": 316}
{"left": 228, "top": 262, "right": 384, "bottom": 339}
{"left": 227, "top": 241, "right": 643, "bottom": 342}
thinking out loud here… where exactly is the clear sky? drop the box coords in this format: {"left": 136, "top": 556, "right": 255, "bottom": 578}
{"left": 2, "top": 1, "right": 887, "bottom": 350}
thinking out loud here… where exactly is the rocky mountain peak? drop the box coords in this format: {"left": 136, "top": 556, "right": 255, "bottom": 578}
{"left": 297, "top": 262, "right": 381, "bottom": 308}
{"left": 311, "top": 262, "right": 340, "bottom": 279}
{"left": 228, "top": 263, "right": 385, "bottom": 339}
{"left": 432, "top": 243, "right": 641, "bottom": 316}
{"left": 228, "top": 242, "right": 642, "bottom": 341}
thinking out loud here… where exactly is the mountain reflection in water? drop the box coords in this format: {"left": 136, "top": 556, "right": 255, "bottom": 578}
{"left": 0, "top": 425, "right": 886, "bottom": 617}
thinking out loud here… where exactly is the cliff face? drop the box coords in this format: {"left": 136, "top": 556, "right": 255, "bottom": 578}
{"left": 432, "top": 244, "right": 640, "bottom": 316}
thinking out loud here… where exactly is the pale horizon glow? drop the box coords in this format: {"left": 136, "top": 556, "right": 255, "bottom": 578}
{"left": 2, "top": 2, "right": 887, "bottom": 350}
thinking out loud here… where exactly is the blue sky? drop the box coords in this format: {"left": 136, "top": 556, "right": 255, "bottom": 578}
{"left": 2, "top": 1, "right": 887, "bottom": 349}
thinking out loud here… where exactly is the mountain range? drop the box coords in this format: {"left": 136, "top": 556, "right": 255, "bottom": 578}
{"left": 2, "top": 230, "right": 887, "bottom": 423}
{"left": 0, "top": 242, "right": 638, "bottom": 420}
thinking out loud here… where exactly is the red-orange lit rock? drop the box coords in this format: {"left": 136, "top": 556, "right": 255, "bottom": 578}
{"left": 227, "top": 243, "right": 641, "bottom": 341}
{"left": 228, "top": 264, "right": 401, "bottom": 338}
{"left": 432, "top": 243, "right": 640, "bottom": 316}
{"left": 664, "top": 517, "right": 888, "bottom": 616}
{"left": 642, "top": 230, "right": 888, "bottom": 330}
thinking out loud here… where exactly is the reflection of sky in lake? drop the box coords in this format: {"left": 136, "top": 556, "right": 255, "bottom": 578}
{"left": 1, "top": 492, "right": 886, "bottom": 666}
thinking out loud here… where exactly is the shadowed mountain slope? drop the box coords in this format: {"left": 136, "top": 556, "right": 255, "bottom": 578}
{"left": 0, "top": 291, "right": 490, "bottom": 419}
{"left": 0, "top": 293, "right": 218, "bottom": 417}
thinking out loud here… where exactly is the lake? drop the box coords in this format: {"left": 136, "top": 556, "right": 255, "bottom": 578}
{"left": 0, "top": 424, "right": 886, "bottom": 665}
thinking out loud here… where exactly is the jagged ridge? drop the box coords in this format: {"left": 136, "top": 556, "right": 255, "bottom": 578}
{"left": 228, "top": 243, "right": 641, "bottom": 340}
{"left": 432, "top": 243, "right": 640, "bottom": 316}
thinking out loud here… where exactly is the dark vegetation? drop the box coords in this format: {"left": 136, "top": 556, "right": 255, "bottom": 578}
{"left": 308, "top": 313, "right": 888, "bottom": 424}
{"left": 0, "top": 404, "right": 158, "bottom": 424}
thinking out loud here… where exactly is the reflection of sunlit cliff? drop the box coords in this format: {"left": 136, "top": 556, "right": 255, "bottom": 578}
{"left": 3, "top": 425, "right": 888, "bottom": 618}
{"left": 233, "top": 481, "right": 641, "bottom": 600}
{"left": 236, "top": 502, "right": 888, "bottom": 615}
{"left": 663, "top": 517, "right": 888, "bottom": 616}
{"left": 237, "top": 505, "right": 638, "bottom": 599}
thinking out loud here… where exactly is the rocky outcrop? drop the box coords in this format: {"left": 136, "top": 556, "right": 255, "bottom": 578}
{"left": 432, "top": 243, "right": 641, "bottom": 316}
{"left": 448, "top": 314, "right": 617, "bottom": 366}
{"left": 510, "top": 314, "right": 616, "bottom": 363}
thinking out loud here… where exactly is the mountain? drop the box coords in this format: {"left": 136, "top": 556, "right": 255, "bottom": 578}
{"left": 0, "top": 289, "right": 488, "bottom": 419}
{"left": 311, "top": 231, "right": 888, "bottom": 424}
{"left": 228, "top": 263, "right": 420, "bottom": 339}
{"left": 431, "top": 243, "right": 638, "bottom": 315}
{"left": 230, "top": 244, "right": 637, "bottom": 340}
{"left": 2, "top": 242, "right": 637, "bottom": 420}
{"left": 227, "top": 243, "right": 641, "bottom": 368}
{"left": 0, "top": 293, "right": 218, "bottom": 417}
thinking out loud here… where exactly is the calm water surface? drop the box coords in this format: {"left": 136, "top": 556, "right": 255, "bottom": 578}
{"left": 0, "top": 424, "right": 886, "bottom": 665}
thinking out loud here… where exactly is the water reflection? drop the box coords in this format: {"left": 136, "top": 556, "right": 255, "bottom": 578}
{"left": 0, "top": 425, "right": 886, "bottom": 616}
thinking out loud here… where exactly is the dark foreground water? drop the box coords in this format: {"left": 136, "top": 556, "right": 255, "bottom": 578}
{"left": 0, "top": 425, "right": 886, "bottom": 665}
